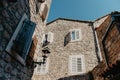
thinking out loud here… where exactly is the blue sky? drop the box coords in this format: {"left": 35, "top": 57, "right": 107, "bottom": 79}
{"left": 47, "top": 0, "right": 120, "bottom": 22}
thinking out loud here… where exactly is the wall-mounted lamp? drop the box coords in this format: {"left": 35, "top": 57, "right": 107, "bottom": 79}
{"left": 33, "top": 47, "right": 50, "bottom": 67}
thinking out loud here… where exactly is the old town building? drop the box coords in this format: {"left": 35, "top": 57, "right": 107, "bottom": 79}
{"left": 92, "top": 11, "right": 120, "bottom": 80}
{"left": 0, "top": 0, "right": 120, "bottom": 80}
{"left": 32, "top": 18, "right": 99, "bottom": 80}
{"left": 0, "top": 0, "right": 51, "bottom": 80}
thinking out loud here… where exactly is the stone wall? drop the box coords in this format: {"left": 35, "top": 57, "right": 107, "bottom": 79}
{"left": 92, "top": 13, "right": 120, "bottom": 80}
{"left": 32, "top": 19, "right": 98, "bottom": 80}
{"left": 103, "top": 21, "right": 120, "bottom": 67}
{"left": 91, "top": 15, "right": 111, "bottom": 80}
{"left": 0, "top": 0, "right": 51, "bottom": 80}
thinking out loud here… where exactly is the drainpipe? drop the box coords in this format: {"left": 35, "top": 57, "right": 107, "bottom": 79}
{"left": 91, "top": 22, "right": 102, "bottom": 63}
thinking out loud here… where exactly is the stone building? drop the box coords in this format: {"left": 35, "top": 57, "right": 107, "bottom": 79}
{"left": 92, "top": 11, "right": 120, "bottom": 80}
{"left": 0, "top": 0, "right": 51, "bottom": 80}
{"left": 32, "top": 18, "right": 99, "bottom": 80}
{"left": 1, "top": 0, "right": 119, "bottom": 80}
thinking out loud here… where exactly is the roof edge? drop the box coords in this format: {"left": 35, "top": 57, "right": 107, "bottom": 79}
{"left": 95, "top": 11, "right": 120, "bottom": 21}
{"left": 47, "top": 18, "right": 93, "bottom": 25}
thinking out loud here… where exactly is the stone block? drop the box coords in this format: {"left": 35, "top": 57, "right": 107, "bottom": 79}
{"left": 4, "top": 64, "right": 12, "bottom": 73}
{"left": 10, "top": 76, "right": 17, "bottom": 80}
{"left": 3, "top": 22, "right": 13, "bottom": 34}
{"left": 11, "top": 69, "right": 17, "bottom": 76}
{"left": 4, "top": 54, "right": 11, "bottom": 63}
{"left": 0, "top": 67, "right": 4, "bottom": 77}
{"left": 16, "top": 72, "right": 22, "bottom": 79}
{"left": 15, "top": 12, "right": 21, "bottom": 20}
{"left": 0, "top": 76, "right": 6, "bottom": 80}
{"left": 0, "top": 60, "right": 5, "bottom": 68}
{"left": 0, "top": 46, "right": 3, "bottom": 52}
{"left": 2, "top": 30, "right": 10, "bottom": 40}
{"left": 4, "top": 73, "right": 11, "bottom": 79}
{"left": 0, "top": 24, "right": 4, "bottom": 31}
{"left": 2, "top": 10, "right": 9, "bottom": 18}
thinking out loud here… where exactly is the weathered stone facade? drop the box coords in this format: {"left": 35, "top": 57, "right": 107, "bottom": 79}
{"left": 92, "top": 12, "right": 120, "bottom": 80}
{"left": 1, "top": 0, "right": 119, "bottom": 80}
{"left": 0, "top": 0, "right": 51, "bottom": 80}
{"left": 32, "top": 18, "right": 98, "bottom": 80}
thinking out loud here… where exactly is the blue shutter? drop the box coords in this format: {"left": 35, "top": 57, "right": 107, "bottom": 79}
{"left": 13, "top": 20, "right": 36, "bottom": 60}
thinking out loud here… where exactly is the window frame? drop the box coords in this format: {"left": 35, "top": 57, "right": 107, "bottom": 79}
{"left": 41, "top": 32, "right": 54, "bottom": 43}
{"left": 69, "top": 55, "right": 85, "bottom": 75}
{"left": 35, "top": 57, "right": 49, "bottom": 74}
{"left": 5, "top": 13, "right": 35, "bottom": 65}
{"left": 70, "top": 29, "right": 82, "bottom": 42}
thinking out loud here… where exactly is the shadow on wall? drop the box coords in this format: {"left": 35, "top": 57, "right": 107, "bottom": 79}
{"left": 58, "top": 72, "right": 94, "bottom": 80}
{"left": 0, "top": 0, "right": 36, "bottom": 80}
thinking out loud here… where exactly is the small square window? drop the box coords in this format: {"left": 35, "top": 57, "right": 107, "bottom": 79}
{"left": 41, "top": 32, "right": 54, "bottom": 43}
{"left": 35, "top": 58, "right": 49, "bottom": 74}
{"left": 70, "top": 29, "right": 81, "bottom": 41}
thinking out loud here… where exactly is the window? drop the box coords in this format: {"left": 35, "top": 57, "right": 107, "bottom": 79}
{"left": 69, "top": 55, "right": 85, "bottom": 75}
{"left": 70, "top": 29, "right": 81, "bottom": 41}
{"left": 64, "top": 29, "right": 81, "bottom": 46}
{"left": 36, "top": 58, "right": 49, "bottom": 74}
{"left": 42, "top": 32, "right": 54, "bottom": 43}
{"left": 71, "top": 31, "right": 75, "bottom": 40}
{"left": 5, "top": 13, "right": 36, "bottom": 65}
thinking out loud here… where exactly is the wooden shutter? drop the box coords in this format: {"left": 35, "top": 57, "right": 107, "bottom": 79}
{"left": 27, "top": 36, "right": 38, "bottom": 59}
{"left": 77, "top": 58, "right": 82, "bottom": 72}
{"left": 41, "top": 34, "right": 46, "bottom": 43}
{"left": 70, "top": 55, "right": 84, "bottom": 74}
{"left": 42, "top": 32, "right": 53, "bottom": 43}
{"left": 26, "top": 36, "right": 38, "bottom": 66}
{"left": 48, "top": 32, "right": 53, "bottom": 42}
{"left": 12, "top": 20, "right": 36, "bottom": 60}
{"left": 71, "top": 57, "right": 82, "bottom": 73}
{"left": 71, "top": 57, "right": 77, "bottom": 73}
{"left": 76, "top": 30, "right": 80, "bottom": 40}
{"left": 64, "top": 32, "right": 71, "bottom": 46}
{"left": 41, "top": 4, "right": 48, "bottom": 21}
{"left": 37, "top": 58, "right": 42, "bottom": 73}
{"left": 36, "top": 58, "right": 48, "bottom": 74}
